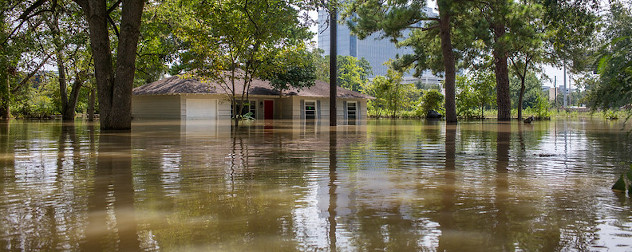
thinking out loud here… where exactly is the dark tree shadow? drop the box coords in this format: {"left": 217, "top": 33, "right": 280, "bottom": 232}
{"left": 82, "top": 132, "right": 139, "bottom": 251}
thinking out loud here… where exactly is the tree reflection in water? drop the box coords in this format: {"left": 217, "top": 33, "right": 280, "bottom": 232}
{"left": 83, "top": 132, "right": 139, "bottom": 250}
{"left": 437, "top": 123, "right": 456, "bottom": 251}
{"left": 328, "top": 128, "right": 338, "bottom": 251}
{"left": 493, "top": 122, "right": 510, "bottom": 250}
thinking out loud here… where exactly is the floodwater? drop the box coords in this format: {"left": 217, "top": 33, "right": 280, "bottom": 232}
{"left": 1, "top": 118, "right": 631, "bottom": 251}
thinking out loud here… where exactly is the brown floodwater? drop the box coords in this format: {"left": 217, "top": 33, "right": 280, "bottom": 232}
{"left": 1, "top": 118, "right": 631, "bottom": 251}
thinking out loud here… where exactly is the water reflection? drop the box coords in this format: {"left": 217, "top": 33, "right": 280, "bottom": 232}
{"left": 83, "top": 132, "right": 140, "bottom": 250}
{"left": 0, "top": 119, "right": 631, "bottom": 251}
{"left": 437, "top": 124, "right": 456, "bottom": 251}
{"left": 328, "top": 128, "right": 337, "bottom": 251}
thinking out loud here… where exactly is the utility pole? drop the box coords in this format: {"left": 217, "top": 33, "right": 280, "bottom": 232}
{"left": 563, "top": 64, "right": 567, "bottom": 108}
{"left": 554, "top": 76, "right": 558, "bottom": 112}
{"left": 329, "top": 5, "right": 337, "bottom": 127}
{"left": 568, "top": 73, "right": 572, "bottom": 107}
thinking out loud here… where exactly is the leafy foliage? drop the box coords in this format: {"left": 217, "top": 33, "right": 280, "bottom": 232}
{"left": 266, "top": 46, "right": 317, "bottom": 94}
{"left": 585, "top": 2, "right": 632, "bottom": 109}
{"left": 165, "top": 0, "right": 313, "bottom": 126}
{"left": 313, "top": 52, "right": 373, "bottom": 92}
{"left": 455, "top": 71, "right": 496, "bottom": 119}
{"left": 510, "top": 72, "right": 546, "bottom": 110}
{"left": 419, "top": 89, "right": 444, "bottom": 117}
{"left": 365, "top": 65, "right": 418, "bottom": 118}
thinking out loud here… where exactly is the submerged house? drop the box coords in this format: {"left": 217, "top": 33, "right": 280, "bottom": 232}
{"left": 132, "top": 76, "right": 373, "bottom": 121}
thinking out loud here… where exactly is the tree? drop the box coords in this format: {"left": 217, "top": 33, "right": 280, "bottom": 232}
{"left": 73, "top": 0, "right": 145, "bottom": 130}
{"left": 419, "top": 89, "right": 444, "bottom": 117}
{"left": 365, "top": 64, "right": 418, "bottom": 118}
{"left": 313, "top": 52, "right": 373, "bottom": 93}
{"left": 456, "top": 70, "right": 496, "bottom": 119}
{"left": 344, "top": 0, "right": 460, "bottom": 123}
{"left": 466, "top": 0, "right": 515, "bottom": 120}
{"left": 509, "top": 72, "right": 545, "bottom": 111}
{"left": 45, "top": 1, "right": 92, "bottom": 121}
{"left": 585, "top": 2, "right": 632, "bottom": 109}
{"left": 0, "top": 1, "right": 50, "bottom": 119}
{"left": 337, "top": 56, "right": 372, "bottom": 92}
{"left": 540, "top": 0, "right": 598, "bottom": 73}
{"left": 507, "top": 0, "right": 546, "bottom": 120}
{"left": 167, "top": 0, "right": 313, "bottom": 128}
{"left": 134, "top": 1, "right": 188, "bottom": 87}
{"left": 267, "top": 46, "right": 317, "bottom": 95}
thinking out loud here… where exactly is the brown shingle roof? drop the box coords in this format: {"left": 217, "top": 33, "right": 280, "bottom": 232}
{"left": 133, "top": 75, "right": 374, "bottom": 99}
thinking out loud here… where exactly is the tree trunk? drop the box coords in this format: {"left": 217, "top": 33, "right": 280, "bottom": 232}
{"left": 481, "top": 104, "right": 484, "bottom": 119}
{"left": 437, "top": 2, "right": 457, "bottom": 123}
{"left": 75, "top": 0, "right": 144, "bottom": 130}
{"left": 517, "top": 76, "right": 526, "bottom": 120}
{"left": 329, "top": 7, "right": 337, "bottom": 126}
{"left": 55, "top": 47, "right": 74, "bottom": 121}
{"left": 0, "top": 71, "right": 9, "bottom": 119}
{"left": 493, "top": 23, "right": 511, "bottom": 121}
{"left": 63, "top": 78, "right": 85, "bottom": 121}
{"left": 88, "top": 87, "right": 95, "bottom": 121}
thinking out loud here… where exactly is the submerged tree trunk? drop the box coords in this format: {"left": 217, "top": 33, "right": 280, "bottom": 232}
{"left": 517, "top": 76, "right": 526, "bottom": 120}
{"left": 493, "top": 23, "right": 511, "bottom": 121}
{"left": 0, "top": 71, "right": 9, "bottom": 119}
{"left": 329, "top": 6, "right": 337, "bottom": 126}
{"left": 512, "top": 56, "right": 530, "bottom": 121}
{"left": 63, "top": 78, "right": 85, "bottom": 121}
{"left": 75, "top": 0, "right": 144, "bottom": 130}
{"left": 437, "top": 1, "right": 457, "bottom": 123}
{"left": 88, "top": 87, "right": 96, "bottom": 121}
{"left": 51, "top": 15, "right": 85, "bottom": 122}
{"left": 481, "top": 103, "right": 484, "bottom": 119}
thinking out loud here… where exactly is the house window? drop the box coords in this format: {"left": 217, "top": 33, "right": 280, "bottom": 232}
{"left": 347, "top": 101, "right": 357, "bottom": 120}
{"left": 231, "top": 100, "right": 256, "bottom": 118}
{"left": 249, "top": 100, "right": 256, "bottom": 118}
{"left": 305, "top": 100, "right": 316, "bottom": 119}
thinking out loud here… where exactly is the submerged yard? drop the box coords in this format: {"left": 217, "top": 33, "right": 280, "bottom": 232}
{"left": 1, "top": 119, "right": 631, "bottom": 251}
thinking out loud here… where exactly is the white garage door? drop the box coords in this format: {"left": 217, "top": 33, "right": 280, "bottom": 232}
{"left": 186, "top": 99, "right": 217, "bottom": 119}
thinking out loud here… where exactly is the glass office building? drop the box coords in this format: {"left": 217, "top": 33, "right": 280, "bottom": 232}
{"left": 317, "top": 8, "right": 442, "bottom": 87}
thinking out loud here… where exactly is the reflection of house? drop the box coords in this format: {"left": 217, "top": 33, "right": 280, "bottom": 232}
{"left": 132, "top": 76, "right": 373, "bottom": 121}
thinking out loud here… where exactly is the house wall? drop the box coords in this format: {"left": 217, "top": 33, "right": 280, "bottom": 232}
{"left": 293, "top": 97, "right": 368, "bottom": 121}
{"left": 132, "top": 95, "right": 182, "bottom": 119}
{"left": 133, "top": 94, "right": 369, "bottom": 121}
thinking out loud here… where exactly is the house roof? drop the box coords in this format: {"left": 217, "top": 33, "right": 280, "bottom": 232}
{"left": 133, "top": 75, "right": 374, "bottom": 99}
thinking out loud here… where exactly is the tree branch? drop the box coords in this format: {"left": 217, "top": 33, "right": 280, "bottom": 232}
{"left": 407, "top": 24, "right": 439, "bottom": 31}
{"left": 107, "top": 0, "right": 122, "bottom": 14}
{"left": 108, "top": 15, "right": 120, "bottom": 38}
{"left": 19, "top": 0, "right": 47, "bottom": 20}
{"left": 11, "top": 54, "right": 53, "bottom": 93}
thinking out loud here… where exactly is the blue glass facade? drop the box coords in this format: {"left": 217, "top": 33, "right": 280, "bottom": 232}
{"left": 317, "top": 9, "right": 436, "bottom": 80}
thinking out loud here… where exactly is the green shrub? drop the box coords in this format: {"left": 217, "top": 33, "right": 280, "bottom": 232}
{"left": 418, "top": 89, "right": 444, "bottom": 117}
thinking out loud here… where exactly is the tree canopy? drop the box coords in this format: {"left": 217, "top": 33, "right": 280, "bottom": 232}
{"left": 164, "top": 0, "right": 314, "bottom": 127}
{"left": 585, "top": 1, "right": 632, "bottom": 109}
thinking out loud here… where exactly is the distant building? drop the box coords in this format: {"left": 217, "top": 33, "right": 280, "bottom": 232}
{"left": 317, "top": 8, "right": 442, "bottom": 87}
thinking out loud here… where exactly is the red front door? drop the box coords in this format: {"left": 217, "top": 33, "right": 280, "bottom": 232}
{"left": 264, "top": 100, "right": 274, "bottom": 119}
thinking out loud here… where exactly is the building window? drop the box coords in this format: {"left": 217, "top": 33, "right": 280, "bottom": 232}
{"left": 249, "top": 100, "right": 256, "bottom": 118}
{"left": 231, "top": 100, "right": 256, "bottom": 118}
{"left": 347, "top": 101, "right": 357, "bottom": 120}
{"left": 305, "top": 100, "right": 316, "bottom": 119}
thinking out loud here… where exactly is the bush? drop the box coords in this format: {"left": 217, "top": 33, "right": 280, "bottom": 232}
{"left": 13, "top": 95, "right": 56, "bottom": 119}
{"left": 418, "top": 89, "right": 444, "bottom": 117}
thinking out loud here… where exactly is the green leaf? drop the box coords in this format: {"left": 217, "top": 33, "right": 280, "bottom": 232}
{"left": 612, "top": 174, "right": 626, "bottom": 193}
